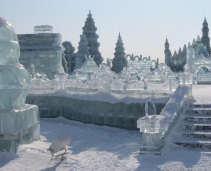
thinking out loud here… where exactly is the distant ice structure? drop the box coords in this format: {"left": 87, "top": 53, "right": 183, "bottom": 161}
{"left": 29, "top": 54, "right": 180, "bottom": 95}
{"left": 17, "top": 25, "right": 64, "bottom": 79}
{"left": 0, "top": 17, "right": 40, "bottom": 152}
{"left": 184, "top": 43, "right": 211, "bottom": 84}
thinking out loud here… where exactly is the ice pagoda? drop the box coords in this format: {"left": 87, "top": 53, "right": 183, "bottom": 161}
{"left": 111, "top": 33, "right": 127, "bottom": 73}
{"left": 82, "top": 11, "right": 103, "bottom": 66}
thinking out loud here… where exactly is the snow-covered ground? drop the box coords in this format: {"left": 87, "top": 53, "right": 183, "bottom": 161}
{"left": 192, "top": 85, "right": 211, "bottom": 105}
{"left": 1, "top": 85, "right": 211, "bottom": 171}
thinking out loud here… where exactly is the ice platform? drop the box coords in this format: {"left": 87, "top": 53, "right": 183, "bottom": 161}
{"left": 0, "top": 104, "right": 40, "bottom": 152}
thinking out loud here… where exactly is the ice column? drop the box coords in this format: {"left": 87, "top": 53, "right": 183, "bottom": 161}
{"left": 0, "top": 17, "right": 40, "bottom": 152}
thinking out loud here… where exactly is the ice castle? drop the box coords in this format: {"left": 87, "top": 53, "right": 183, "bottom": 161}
{"left": 165, "top": 18, "right": 211, "bottom": 72}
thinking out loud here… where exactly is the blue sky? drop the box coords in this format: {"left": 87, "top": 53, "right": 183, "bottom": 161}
{"left": 1, "top": 0, "right": 211, "bottom": 63}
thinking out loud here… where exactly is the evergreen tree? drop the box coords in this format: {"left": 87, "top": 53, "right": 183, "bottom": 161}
{"left": 62, "top": 41, "right": 75, "bottom": 73}
{"left": 75, "top": 34, "right": 89, "bottom": 69}
{"left": 82, "top": 11, "right": 103, "bottom": 66}
{"left": 111, "top": 33, "right": 127, "bottom": 73}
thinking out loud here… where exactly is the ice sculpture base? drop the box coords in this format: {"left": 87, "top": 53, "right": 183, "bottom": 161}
{"left": 0, "top": 104, "right": 40, "bottom": 152}
{"left": 139, "top": 132, "right": 164, "bottom": 155}
{"left": 139, "top": 138, "right": 164, "bottom": 155}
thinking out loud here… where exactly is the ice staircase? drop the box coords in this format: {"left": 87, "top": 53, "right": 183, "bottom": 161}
{"left": 172, "top": 104, "right": 211, "bottom": 149}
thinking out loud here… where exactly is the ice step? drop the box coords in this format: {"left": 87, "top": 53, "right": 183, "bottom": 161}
{"left": 188, "top": 108, "right": 211, "bottom": 115}
{"left": 179, "top": 130, "right": 211, "bottom": 139}
{"left": 191, "top": 104, "right": 211, "bottom": 108}
{"left": 173, "top": 138, "right": 211, "bottom": 149}
{"left": 183, "top": 116, "right": 211, "bottom": 123}
{"left": 179, "top": 122, "right": 211, "bottom": 130}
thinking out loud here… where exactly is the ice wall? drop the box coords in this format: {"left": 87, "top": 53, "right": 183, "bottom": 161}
{"left": 26, "top": 92, "right": 168, "bottom": 130}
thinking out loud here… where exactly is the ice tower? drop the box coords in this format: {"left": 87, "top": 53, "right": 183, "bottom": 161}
{"left": 201, "top": 18, "right": 211, "bottom": 55}
{"left": 0, "top": 17, "right": 40, "bottom": 152}
{"left": 82, "top": 11, "right": 103, "bottom": 66}
{"left": 164, "top": 38, "right": 172, "bottom": 68}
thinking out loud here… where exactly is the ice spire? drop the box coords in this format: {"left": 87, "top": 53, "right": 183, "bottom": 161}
{"left": 164, "top": 37, "right": 171, "bottom": 67}
{"left": 197, "top": 35, "right": 201, "bottom": 43}
{"left": 201, "top": 17, "right": 210, "bottom": 55}
{"left": 165, "top": 37, "right": 169, "bottom": 44}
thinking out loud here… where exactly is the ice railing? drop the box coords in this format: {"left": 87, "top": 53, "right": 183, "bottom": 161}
{"left": 29, "top": 63, "right": 183, "bottom": 96}
{"left": 137, "top": 85, "right": 192, "bottom": 154}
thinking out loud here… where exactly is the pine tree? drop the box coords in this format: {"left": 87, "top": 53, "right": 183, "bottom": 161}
{"left": 111, "top": 33, "right": 127, "bottom": 73}
{"left": 75, "top": 34, "right": 89, "bottom": 69}
{"left": 82, "top": 11, "right": 103, "bottom": 66}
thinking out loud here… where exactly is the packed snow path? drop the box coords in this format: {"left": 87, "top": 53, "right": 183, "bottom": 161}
{"left": 1, "top": 85, "right": 211, "bottom": 170}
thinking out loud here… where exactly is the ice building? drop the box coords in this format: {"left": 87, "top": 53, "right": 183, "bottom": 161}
{"left": 82, "top": 11, "right": 103, "bottom": 66}
{"left": 17, "top": 25, "right": 64, "bottom": 79}
{"left": 165, "top": 18, "right": 211, "bottom": 72}
{"left": 111, "top": 33, "right": 127, "bottom": 73}
{"left": 0, "top": 17, "right": 40, "bottom": 152}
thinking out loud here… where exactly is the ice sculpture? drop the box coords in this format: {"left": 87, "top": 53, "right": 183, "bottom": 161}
{"left": 137, "top": 100, "right": 166, "bottom": 154}
{"left": 0, "top": 17, "right": 40, "bottom": 152}
{"left": 81, "top": 55, "right": 98, "bottom": 74}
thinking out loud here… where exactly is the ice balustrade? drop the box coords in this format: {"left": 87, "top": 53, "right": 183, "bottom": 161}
{"left": 137, "top": 85, "right": 192, "bottom": 154}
